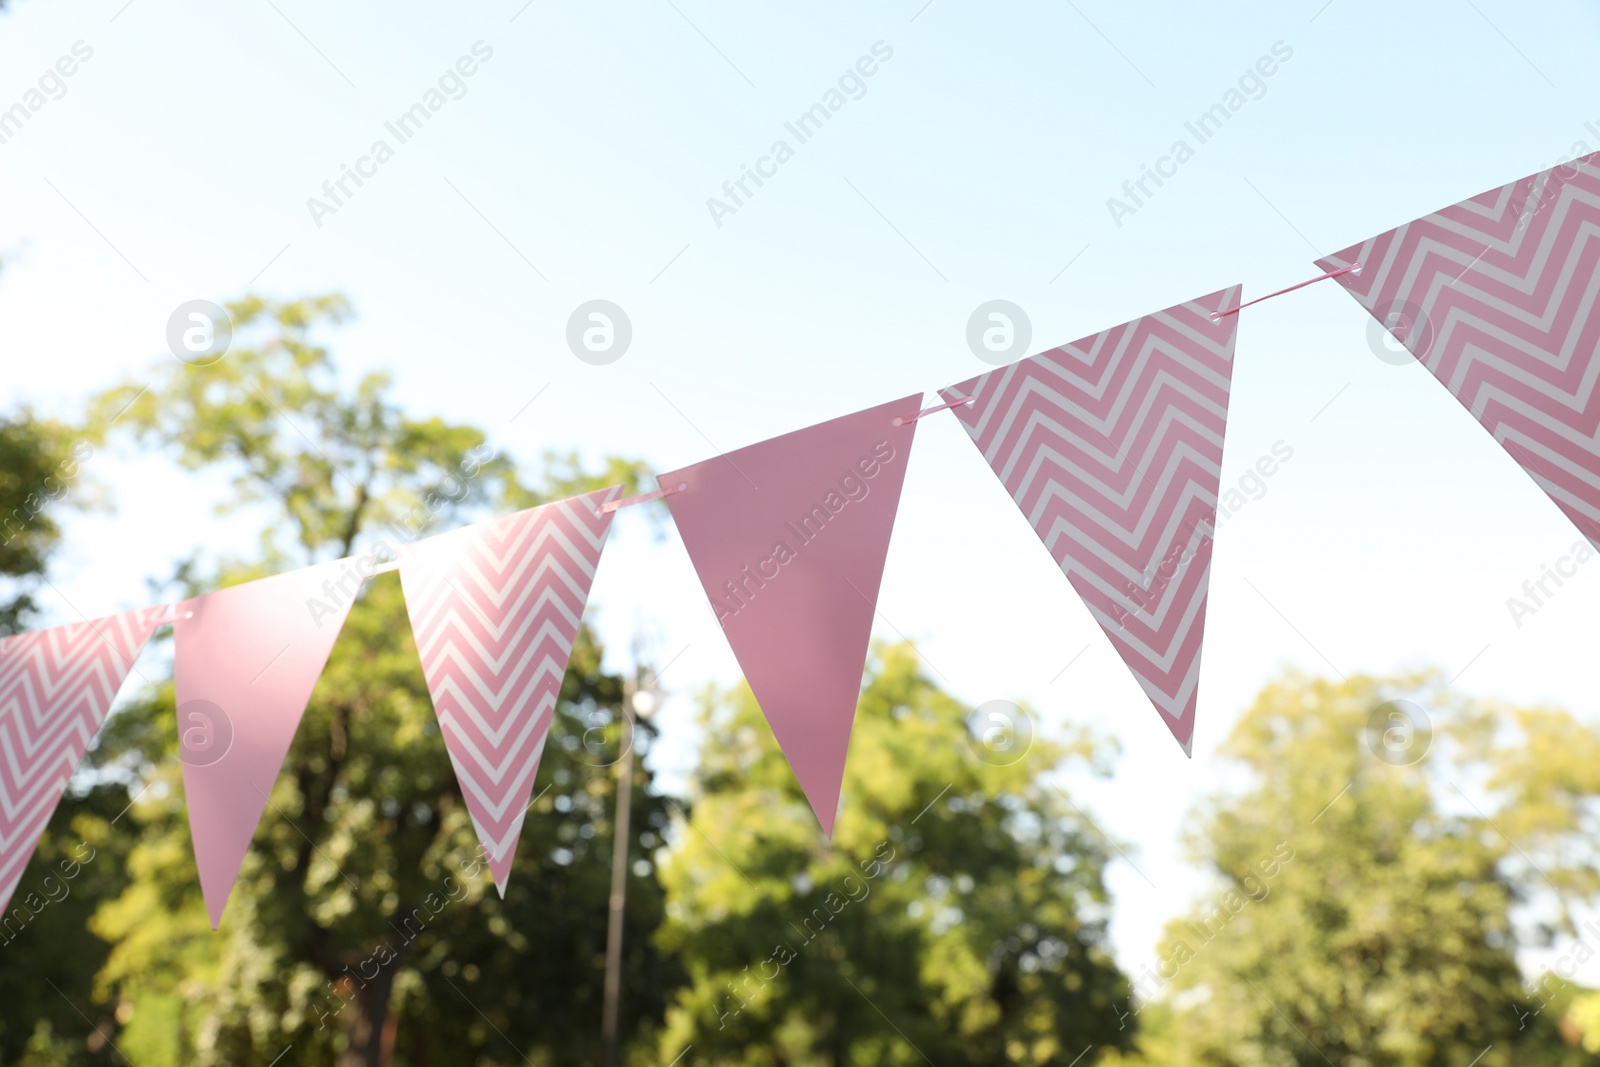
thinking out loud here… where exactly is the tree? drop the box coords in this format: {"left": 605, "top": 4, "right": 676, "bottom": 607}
{"left": 655, "top": 642, "right": 1134, "bottom": 1066}
{"left": 1144, "top": 671, "right": 1600, "bottom": 1067}
{"left": 0, "top": 410, "right": 85, "bottom": 637}
{"left": 0, "top": 408, "right": 125, "bottom": 1066}
{"left": 70, "top": 294, "right": 679, "bottom": 1066}
{"left": 0, "top": 766, "right": 141, "bottom": 1066}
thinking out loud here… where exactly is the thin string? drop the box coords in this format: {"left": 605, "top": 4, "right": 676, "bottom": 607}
{"left": 141, "top": 559, "right": 407, "bottom": 627}
{"left": 147, "top": 607, "right": 193, "bottom": 626}
{"left": 1211, "top": 262, "right": 1362, "bottom": 320}
{"left": 894, "top": 396, "right": 973, "bottom": 426}
{"left": 597, "top": 482, "right": 687, "bottom": 517}
{"left": 6, "top": 263, "right": 1368, "bottom": 637}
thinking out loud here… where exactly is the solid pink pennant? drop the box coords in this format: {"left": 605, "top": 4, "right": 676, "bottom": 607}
{"left": 660, "top": 394, "right": 921, "bottom": 835}
{"left": 176, "top": 562, "right": 360, "bottom": 927}
{"left": 1317, "top": 152, "right": 1600, "bottom": 546}
{"left": 0, "top": 607, "right": 165, "bottom": 914}
{"left": 940, "top": 289, "right": 1241, "bottom": 754}
{"left": 398, "top": 487, "right": 620, "bottom": 894}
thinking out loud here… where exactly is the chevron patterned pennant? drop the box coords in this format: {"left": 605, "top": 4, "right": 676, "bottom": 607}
{"left": 0, "top": 607, "right": 165, "bottom": 914}
{"left": 398, "top": 486, "right": 621, "bottom": 893}
{"left": 1317, "top": 152, "right": 1600, "bottom": 546}
{"left": 940, "top": 288, "right": 1241, "bottom": 754}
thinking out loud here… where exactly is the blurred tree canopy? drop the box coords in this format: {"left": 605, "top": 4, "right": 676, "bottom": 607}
{"left": 1115, "top": 671, "right": 1600, "bottom": 1067}
{"left": 654, "top": 643, "right": 1135, "bottom": 1066}
{"left": 0, "top": 410, "right": 84, "bottom": 637}
{"left": 12, "top": 293, "right": 1600, "bottom": 1066}
{"left": 0, "top": 408, "right": 114, "bottom": 1063}
{"left": 5, "top": 294, "right": 675, "bottom": 1067}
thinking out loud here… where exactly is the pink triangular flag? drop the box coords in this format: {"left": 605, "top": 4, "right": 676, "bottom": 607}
{"left": 940, "top": 288, "right": 1241, "bottom": 754}
{"left": 1317, "top": 152, "right": 1600, "bottom": 546}
{"left": 0, "top": 607, "right": 165, "bottom": 912}
{"left": 176, "top": 562, "right": 359, "bottom": 927}
{"left": 661, "top": 394, "right": 921, "bottom": 835}
{"left": 398, "top": 487, "right": 620, "bottom": 894}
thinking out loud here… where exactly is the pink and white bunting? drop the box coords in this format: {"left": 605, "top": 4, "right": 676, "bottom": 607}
{"left": 13, "top": 152, "right": 1600, "bottom": 922}
{"left": 1318, "top": 152, "right": 1600, "bottom": 546}
{"left": 940, "top": 288, "right": 1241, "bottom": 754}
{"left": 660, "top": 395, "right": 920, "bottom": 835}
{"left": 0, "top": 608, "right": 165, "bottom": 914}
{"left": 398, "top": 487, "right": 620, "bottom": 893}
{"left": 176, "top": 562, "right": 360, "bottom": 928}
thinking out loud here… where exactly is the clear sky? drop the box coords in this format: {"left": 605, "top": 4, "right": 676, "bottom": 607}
{"left": 3, "top": 0, "right": 1599, "bottom": 983}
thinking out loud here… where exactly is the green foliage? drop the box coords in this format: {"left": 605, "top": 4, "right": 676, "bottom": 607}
{"left": 1454, "top": 699, "right": 1600, "bottom": 932}
{"left": 88, "top": 294, "right": 520, "bottom": 568}
{"left": 1143, "top": 672, "right": 1600, "bottom": 1067}
{"left": 0, "top": 408, "right": 117, "bottom": 1065}
{"left": 0, "top": 411, "right": 84, "bottom": 636}
{"left": 16, "top": 289, "right": 1600, "bottom": 1065}
{"left": 46, "top": 293, "right": 675, "bottom": 1065}
{"left": 655, "top": 642, "right": 1134, "bottom": 1066}
{"left": 84, "top": 609, "right": 679, "bottom": 1066}
{"left": 0, "top": 784, "right": 142, "bottom": 1066}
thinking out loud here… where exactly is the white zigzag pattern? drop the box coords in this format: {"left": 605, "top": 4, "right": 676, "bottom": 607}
{"left": 941, "top": 289, "right": 1237, "bottom": 749}
{"left": 414, "top": 590, "right": 579, "bottom": 682}
{"left": 408, "top": 523, "right": 599, "bottom": 623}
{"left": 974, "top": 343, "right": 1230, "bottom": 465}
{"left": 0, "top": 609, "right": 159, "bottom": 912}
{"left": 1040, "top": 480, "right": 1213, "bottom": 618}
{"left": 399, "top": 488, "right": 617, "bottom": 887}
{"left": 1319, "top": 154, "right": 1600, "bottom": 551}
{"left": 1016, "top": 416, "right": 1222, "bottom": 546}
{"left": 443, "top": 720, "right": 551, "bottom": 817}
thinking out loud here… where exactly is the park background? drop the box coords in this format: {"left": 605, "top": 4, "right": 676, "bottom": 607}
{"left": 4, "top": 0, "right": 1600, "bottom": 1063}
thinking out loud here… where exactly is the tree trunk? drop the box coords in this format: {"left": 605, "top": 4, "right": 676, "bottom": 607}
{"left": 336, "top": 962, "right": 399, "bottom": 1067}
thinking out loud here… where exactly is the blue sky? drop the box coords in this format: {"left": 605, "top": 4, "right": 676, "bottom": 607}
{"left": 3, "top": 0, "right": 1600, "bottom": 982}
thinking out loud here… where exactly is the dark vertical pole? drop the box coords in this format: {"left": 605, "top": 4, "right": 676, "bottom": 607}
{"left": 600, "top": 673, "right": 636, "bottom": 1067}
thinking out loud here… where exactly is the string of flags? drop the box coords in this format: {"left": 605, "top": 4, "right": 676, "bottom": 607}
{"left": 2, "top": 150, "right": 1597, "bottom": 925}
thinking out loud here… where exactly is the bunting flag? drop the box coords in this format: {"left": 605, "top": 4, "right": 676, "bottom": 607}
{"left": 15, "top": 153, "right": 1600, "bottom": 917}
{"left": 660, "top": 395, "right": 920, "bottom": 835}
{"left": 1317, "top": 152, "right": 1600, "bottom": 546}
{"left": 0, "top": 608, "right": 165, "bottom": 914}
{"left": 939, "top": 288, "right": 1241, "bottom": 754}
{"left": 397, "top": 487, "right": 620, "bottom": 893}
{"left": 177, "top": 561, "right": 360, "bottom": 928}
